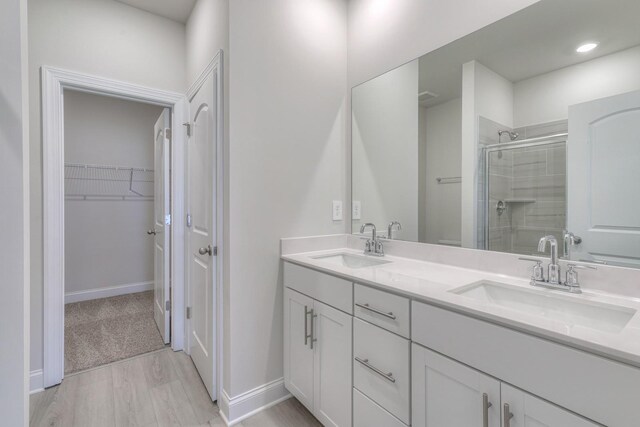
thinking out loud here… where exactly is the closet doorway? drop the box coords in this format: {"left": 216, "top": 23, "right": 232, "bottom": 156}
{"left": 62, "top": 92, "right": 170, "bottom": 374}
{"left": 42, "top": 67, "right": 187, "bottom": 388}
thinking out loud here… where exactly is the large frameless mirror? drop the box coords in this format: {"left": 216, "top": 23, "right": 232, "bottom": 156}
{"left": 351, "top": 0, "right": 640, "bottom": 268}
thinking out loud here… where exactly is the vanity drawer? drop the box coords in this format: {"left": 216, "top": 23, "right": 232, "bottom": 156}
{"left": 354, "top": 284, "right": 410, "bottom": 338}
{"left": 353, "top": 318, "right": 410, "bottom": 424}
{"left": 353, "top": 387, "right": 407, "bottom": 427}
{"left": 284, "top": 262, "right": 353, "bottom": 314}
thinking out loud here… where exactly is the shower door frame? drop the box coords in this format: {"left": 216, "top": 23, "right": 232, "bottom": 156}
{"left": 482, "top": 133, "right": 568, "bottom": 251}
{"left": 41, "top": 66, "right": 188, "bottom": 388}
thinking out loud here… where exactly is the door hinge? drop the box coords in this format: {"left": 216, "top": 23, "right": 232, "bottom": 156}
{"left": 186, "top": 307, "right": 192, "bottom": 319}
{"left": 165, "top": 128, "right": 172, "bottom": 140}
{"left": 183, "top": 122, "right": 191, "bottom": 137}
{"left": 165, "top": 300, "right": 171, "bottom": 311}
{"left": 186, "top": 213, "right": 192, "bottom": 228}
{"left": 213, "top": 246, "right": 218, "bottom": 256}
{"left": 165, "top": 214, "right": 171, "bottom": 225}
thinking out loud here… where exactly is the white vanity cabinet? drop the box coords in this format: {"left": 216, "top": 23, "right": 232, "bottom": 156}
{"left": 412, "top": 345, "right": 599, "bottom": 427}
{"left": 283, "top": 264, "right": 353, "bottom": 427}
{"left": 412, "top": 344, "right": 501, "bottom": 427}
{"left": 500, "top": 384, "right": 600, "bottom": 427}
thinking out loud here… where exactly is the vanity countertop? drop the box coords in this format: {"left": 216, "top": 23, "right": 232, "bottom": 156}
{"left": 282, "top": 247, "right": 640, "bottom": 368}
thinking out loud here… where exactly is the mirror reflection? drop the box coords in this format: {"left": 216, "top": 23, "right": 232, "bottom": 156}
{"left": 351, "top": 0, "right": 640, "bottom": 268}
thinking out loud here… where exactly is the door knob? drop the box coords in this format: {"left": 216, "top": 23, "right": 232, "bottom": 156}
{"left": 199, "top": 245, "right": 213, "bottom": 256}
{"left": 147, "top": 229, "right": 157, "bottom": 235}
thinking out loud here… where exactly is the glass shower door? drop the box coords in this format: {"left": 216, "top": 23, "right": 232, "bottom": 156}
{"left": 485, "top": 140, "right": 567, "bottom": 255}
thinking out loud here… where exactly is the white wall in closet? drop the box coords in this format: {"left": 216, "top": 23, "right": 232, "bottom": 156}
{"left": 63, "top": 91, "right": 163, "bottom": 299}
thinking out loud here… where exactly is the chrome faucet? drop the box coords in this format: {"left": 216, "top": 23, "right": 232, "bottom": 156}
{"left": 519, "top": 234, "right": 596, "bottom": 293}
{"left": 538, "top": 235, "right": 560, "bottom": 284}
{"left": 360, "top": 223, "right": 384, "bottom": 256}
{"left": 387, "top": 221, "right": 402, "bottom": 240}
{"left": 562, "top": 230, "right": 582, "bottom": 258}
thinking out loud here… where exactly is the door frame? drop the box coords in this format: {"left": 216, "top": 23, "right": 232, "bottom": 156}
{"left": 41, "top": 66, "right": 187, "bottom": 387}
{"left": 184, "top": 51, "right": 225, "bottom": 402}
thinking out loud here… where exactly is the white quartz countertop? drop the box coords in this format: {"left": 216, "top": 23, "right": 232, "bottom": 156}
{"left": 282, "top": 247, "right": 640, "bottom": 368}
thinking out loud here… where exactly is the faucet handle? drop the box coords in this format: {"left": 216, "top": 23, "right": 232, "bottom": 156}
{"left": 519, "top": 257, "right": 544, "bottom": 281}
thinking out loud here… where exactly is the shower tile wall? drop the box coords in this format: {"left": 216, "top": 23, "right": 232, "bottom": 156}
{"left": 482, "top": 117, "right": 568, "bottom": 255}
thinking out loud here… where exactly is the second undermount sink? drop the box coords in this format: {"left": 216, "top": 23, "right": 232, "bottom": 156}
{"left": 450, "top": 281, "right": 636, "bottom": 333}
{"left": 311, "top": 252, "right": 391, "bottom": 269}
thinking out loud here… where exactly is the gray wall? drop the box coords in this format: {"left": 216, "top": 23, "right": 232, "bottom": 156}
{"left": 0, "top": 0, "right": 29, "bottom": 423}
{"left": 29, "top": 0, "right": 186, "bottom": 373}
{"left": 64, "top": 91, "right": 163, "bottom": 295}
{"left": 227, "top": 0, "right": 348, "bottom": 397}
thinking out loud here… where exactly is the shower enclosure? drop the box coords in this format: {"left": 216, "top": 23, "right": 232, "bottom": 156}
{"left": 483, "top": 134, "right": 567, "bottom": 255}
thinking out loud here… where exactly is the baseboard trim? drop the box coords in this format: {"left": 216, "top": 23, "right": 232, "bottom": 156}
{"left": 30, "top": 369, "right": 44, "bottom": 394}
{"left": 219, "top": 378, "right": 291, "bottom": 426}
{"left": 65, "top": 281, "right": 154, "bottom": 304}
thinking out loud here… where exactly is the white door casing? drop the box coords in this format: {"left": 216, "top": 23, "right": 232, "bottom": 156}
{"left": 153, "top": 109, "right": 171, "bottom": 343}
{"left": 41, "top": 66, "right": 187, "bottom": 388}
{"left": 186, "top": 57, "right": 221, "bottom": 400}
{"left": 568, "top": 90, "right": 640, "bottom": 267}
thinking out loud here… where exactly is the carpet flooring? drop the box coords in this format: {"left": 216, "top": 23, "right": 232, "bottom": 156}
{"left": 64, "top": 291, "right": 166, "bottom": 374}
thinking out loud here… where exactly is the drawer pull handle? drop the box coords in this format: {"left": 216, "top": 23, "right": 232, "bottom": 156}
{"left": 355, "top": 302, "right": 396, "bottom": 320}
{"left": 355, "top": 357, "right": 396, "bottom": 383}
{"left": 503, "top": 403, "right": 514, "bottom": 427}
{"left": 482, "top": 393, "right": 492, "bottom": 427}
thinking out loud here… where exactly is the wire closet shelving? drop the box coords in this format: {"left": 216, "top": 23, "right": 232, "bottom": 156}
{"left": 64, "top": 163, "right": 154, "bottom": 201}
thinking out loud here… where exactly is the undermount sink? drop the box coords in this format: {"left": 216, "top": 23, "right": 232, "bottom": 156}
{"left": 451, "top": 281, "right": 636, "bottom": 333}
{"left": 311, "top": 252, "right": 391, "bottom": 269}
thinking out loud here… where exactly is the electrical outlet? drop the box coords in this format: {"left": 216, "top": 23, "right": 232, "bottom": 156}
{"left": 352, "top": 201, "right": 361, "bottom": 220}
{"left": 332, "top": 200, "right": 343, "bottom": 221}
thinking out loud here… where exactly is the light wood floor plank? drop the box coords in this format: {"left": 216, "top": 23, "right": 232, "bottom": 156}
{"left": 142, "top": 348, "right": 179, "bottom": 388}
{"left": 30, "top": 348, "right": 321, "bottom": 427}
{"left": 149, "top": 379, "right": 199, "bottom": 426}
{"left": 168, "top": 350, "right": 218, "bottom": 424}
{"left": 241, "top": 397, "right": 321, "bottom": 427}
{"left": 112, "top": 356, "right": 158, "bottom": 426}
{"left": 70, "top": 367, "right": 116, "bottom": 427}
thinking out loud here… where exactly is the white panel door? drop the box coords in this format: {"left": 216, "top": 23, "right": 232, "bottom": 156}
{"left": 568, "top": 90, "right": 640, "bottom": 267}
{"left": 313, "top": 300, "right": 353, "bottom": 427}
{"left": 187, "top": 70, "right": 217, "bottom": 399}
{"left": 152, "top": 108, "right": 171, "bottom": 343}
{"left": 412, "top": 344, "right": 500, "bottom": 427}
{"left": 283, "top": 288, "right": 315, "bottom": 411}
{"left": 501, "top": 384, "right": 599, "bottom": 427}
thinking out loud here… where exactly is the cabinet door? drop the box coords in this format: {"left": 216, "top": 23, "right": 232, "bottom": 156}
{"left": 284, "top": 288, "right": 315, "bottom": 410}
{"left": 412, "top": 344, "right": 500, "bottom": 427}
{"left": 313, "top": 300, "right": 353, "bottom": 427}
{"left": 501, "top": 384, "right": 600, "bottom": 427}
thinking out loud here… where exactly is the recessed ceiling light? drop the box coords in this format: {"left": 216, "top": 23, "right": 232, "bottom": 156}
{"left": 576, "top": 43, "right": 598, "bottom": 53}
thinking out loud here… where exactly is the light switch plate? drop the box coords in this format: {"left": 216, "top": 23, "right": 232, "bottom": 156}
{"left": 352, "top": 201, "right": 361, "bottom": 220}
{"left": 332, "top": 200, "right": 343, "bottom": 221}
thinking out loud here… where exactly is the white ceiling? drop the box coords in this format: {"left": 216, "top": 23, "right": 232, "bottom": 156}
{"left": 115, "top": 0, "right": 196, "bottom": 23}
{"left": 417, "top": 0, "right": 640, "bottom": 107}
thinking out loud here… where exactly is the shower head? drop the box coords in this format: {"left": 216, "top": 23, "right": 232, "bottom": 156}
{"left": 498, "top": 130, "right": 519, "bottom": 141}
